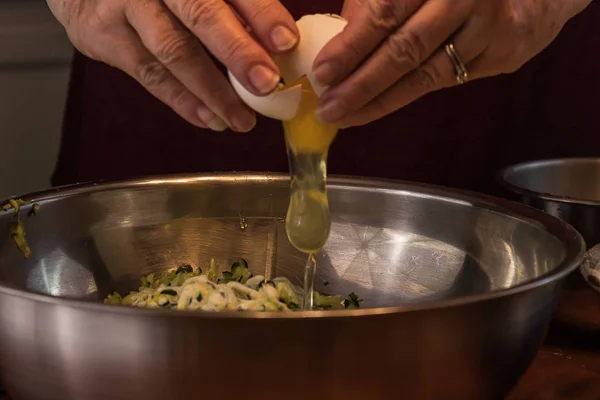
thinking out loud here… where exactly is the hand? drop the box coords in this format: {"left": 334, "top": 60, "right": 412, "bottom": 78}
{"left": 47, "top": 0, "right": 299, "bottom": 131}
{"left": 314, "top": 0, "right": 593, "bottom": 127}
{"left": 340, "top": 0, "right": 363, "bottom": 20}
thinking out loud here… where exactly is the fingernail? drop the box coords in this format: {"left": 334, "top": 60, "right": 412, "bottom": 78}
{"left": 270, "top": 25, "right": 298, "bottom": 52}
{"left": 229, "top": 111, "right": 256, "bottom": 133}
{"left": 316, "top": 98, "right": 346, "bottom": 123}
{"left": 248, "top": 65, "right": 280, "bottom": 95}
{"left": 197, "top": 107, "right": 228, "bottom": 132}
{"left": 208, "top": 117, "right": 228, "bottom": 132}
{"left": 314, "top": 61, "right": 339, "bottom": 85}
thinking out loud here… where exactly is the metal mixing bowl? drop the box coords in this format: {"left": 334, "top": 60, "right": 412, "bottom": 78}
{"left": 498, "top": 158, "right": 600, "bottom": 247}
{"left": 0, "top": 174, "right": 584, "bottom": 400}
{"left": 499, "top": 158, "right": 600, "bottom": 331}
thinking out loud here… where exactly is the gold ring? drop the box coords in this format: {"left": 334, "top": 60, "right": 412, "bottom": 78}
{"left": 445, "top": 43, "right": 468, "bottom": 85}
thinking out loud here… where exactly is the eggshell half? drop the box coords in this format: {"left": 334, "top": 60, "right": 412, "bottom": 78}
{"left": 276, "top": 14, "right": 347, "bottom": 97}
{"left": 228, "top": 71, "right": 302, "bottom": 120}
{"left": 228, "top": 14, "right": 347, "bottom": 121}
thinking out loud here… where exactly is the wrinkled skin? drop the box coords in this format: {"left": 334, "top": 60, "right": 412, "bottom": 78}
{"left": 47, "top": 0, "right": 300, "bottom": 131}
{"left": 316, "top": 0, "right": 594, "bottom": 127}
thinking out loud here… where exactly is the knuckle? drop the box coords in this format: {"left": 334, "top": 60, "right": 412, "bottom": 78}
{"left": 166, "top": 86, "right": 192, "bottom": 108}
{"left": 386, "top": 30, "right": 426, "bottom": 70}
{"left": 340, "top": 34, "right": 364, "bottom": 63}
{"left": 503, "top": 59, "right": 526, "bottom": 74}
{"left": 411, "top": 63, "right": 442, "bottom": 90}
{"left": 352, "top": 81, "right": 380, "bottom": 104}
{"left": 505, "top": 5, "right": 536, "bottom": 42}
{"left": 216, "top": 89, "right": 245, "bottom": 116}
{"left": 513, "top": 19, "right": 534, "bottom": 41}
{"left": 86, "top": 2, "right": 117, "bottom": 32}
{"left": 47, "top": 0, "right": 78, "bottom": 26}
{"left": 180, "top": 0, "right": 222, "bottom": 30}
{"left": 243, "top": 0, "right": 277, "bottom": 22}
{"left": 197, "top": 79, "right": 238, "bottom": 114}
{"left": 66, "top": 2, "right": 84, "bottom": 27}
{"left": 153, "top": 33, "right": 196, "bottom": 66}
{"left": 369, "top": 97, "right": 393, "bottom": 120}
{"left": 71, "top": 4, "right": 120, "bottom": 59}
{"left": 212, "top": 87, "right": 236, "bottom": 108}
{"left": 223, "top": 100, "right": 246, "bottom": 120}
{"left": 367, "top": 0, "right": 407, "bottom": 31}
{"left": 136, "top": 60, "right": 172, "bottom": 89}
{"left": 222, "top": 36, "right": 252, "bottom": 68}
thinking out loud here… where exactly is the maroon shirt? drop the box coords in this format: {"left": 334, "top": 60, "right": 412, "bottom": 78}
{"left": 53, "top": 1, "right": 600, "bottom": 197}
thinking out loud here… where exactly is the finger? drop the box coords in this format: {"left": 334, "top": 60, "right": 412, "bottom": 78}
{"left": 126, "top": 1, "right": 256, "bottom": 132}
{"left": 227, "top": 0, "right": 299, "bottom": 53}
{"left": 341, "top": 18, "right": 489, "bottom": 127}
{"left": 341, "top": 0, "right": 364, "bottom": 20}
{"left": 103, "top": 25, "right": 215, "bottom": 129}
{"left": 316, "top": 0, "right": 474, "bottom": 123}
{"left": 227, "top": 5, "right": 250, "bottom": 31}
{"left": 313, "top": 0, "right": 425, "bottom": 86}
{"left": 455, "top": 29, "right": 505, "bottom": 79}
{"left": 163, "top": 0, "right": 282, "bottom": 96}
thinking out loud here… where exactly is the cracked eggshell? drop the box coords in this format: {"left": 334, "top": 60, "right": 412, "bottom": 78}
{"left": 228, "top": 14, "right": 347, "bottom": 121}
{"left": 228, "top": 71, "right": 302, "bottom": 120}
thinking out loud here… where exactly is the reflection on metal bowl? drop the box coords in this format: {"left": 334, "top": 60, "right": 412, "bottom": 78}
{"left": 0, "top": 174, "right": 584, "bottom": 400}
{"left": 499, "top": 158, "right": 600, "bottom": 331}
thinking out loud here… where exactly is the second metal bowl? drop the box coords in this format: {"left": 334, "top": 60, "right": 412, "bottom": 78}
{"left": 499, "top": 158, "right": 600, "bottom": 331}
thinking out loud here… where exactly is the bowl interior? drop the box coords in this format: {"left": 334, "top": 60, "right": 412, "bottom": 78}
{"left": 0, "top": 175, "right": 575, "bottom": 308}
{"left": 501, "top": 158, "right": 600, "bottom": 203}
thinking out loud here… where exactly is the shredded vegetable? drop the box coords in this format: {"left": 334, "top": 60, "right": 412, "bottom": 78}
{"left": 2, "top": 198, "right": 40, "bottom": 259}
{"left": 105, "top": 258, "right": 362, "bottom": 312}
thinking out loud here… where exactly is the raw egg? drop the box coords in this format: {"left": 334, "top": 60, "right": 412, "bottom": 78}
{"left": 228, "top": 13, "right": 347, "bottom": 255}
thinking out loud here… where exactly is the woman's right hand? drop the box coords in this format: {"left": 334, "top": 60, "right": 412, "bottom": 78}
{"left": 47, "top": 0, "right": 299, "bottom": 131}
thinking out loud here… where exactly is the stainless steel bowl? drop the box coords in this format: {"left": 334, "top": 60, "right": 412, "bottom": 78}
{"left": 0, "top": 174, "right": 584, "bottom": 400}
{"left": 499, "top": 158, "right": 600, "bottom": 330}
{"left": 498, "top": 158, "right": 600, "bottom": 247}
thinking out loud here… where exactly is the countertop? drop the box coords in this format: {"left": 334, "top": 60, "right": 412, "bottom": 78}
{"left": 507, "top": 323, "right": 600, "bottom": 400}
{"left": 509, "top": 347, "right": 600, "bottom": 399}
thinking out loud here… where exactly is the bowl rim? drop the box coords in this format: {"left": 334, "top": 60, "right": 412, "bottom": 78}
{"left": 0, "top": 172, "right": 586, "bottom": 320}
{"left": 497, "top": 157, "right": 600, "bottom": 207}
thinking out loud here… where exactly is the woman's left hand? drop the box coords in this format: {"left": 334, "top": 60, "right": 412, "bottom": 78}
{"left": 313, "top": 0, "right": 593, "bottom": 127}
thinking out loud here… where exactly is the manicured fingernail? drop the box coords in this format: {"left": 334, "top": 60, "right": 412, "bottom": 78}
{"left": 314, "top": 61, "right": 339, "bottom": 85}
{"left": 316, "top": 98, "right": 346, "bottom": 123}
{"left": 229, "top": 111, "right": 256, "bottom": 133}
{"left": 248, "top": 65, "right": 280, "bottom": 94}
{"left": 270, "top": 25, "right": 298, "bottom": 52}
{"left": 197, "top": 107, "right": 228, "bottom": 131}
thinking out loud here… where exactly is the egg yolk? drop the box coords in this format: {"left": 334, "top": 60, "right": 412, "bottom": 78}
{"left": 283, "top": 76, "right": 338, "bottom": 254}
